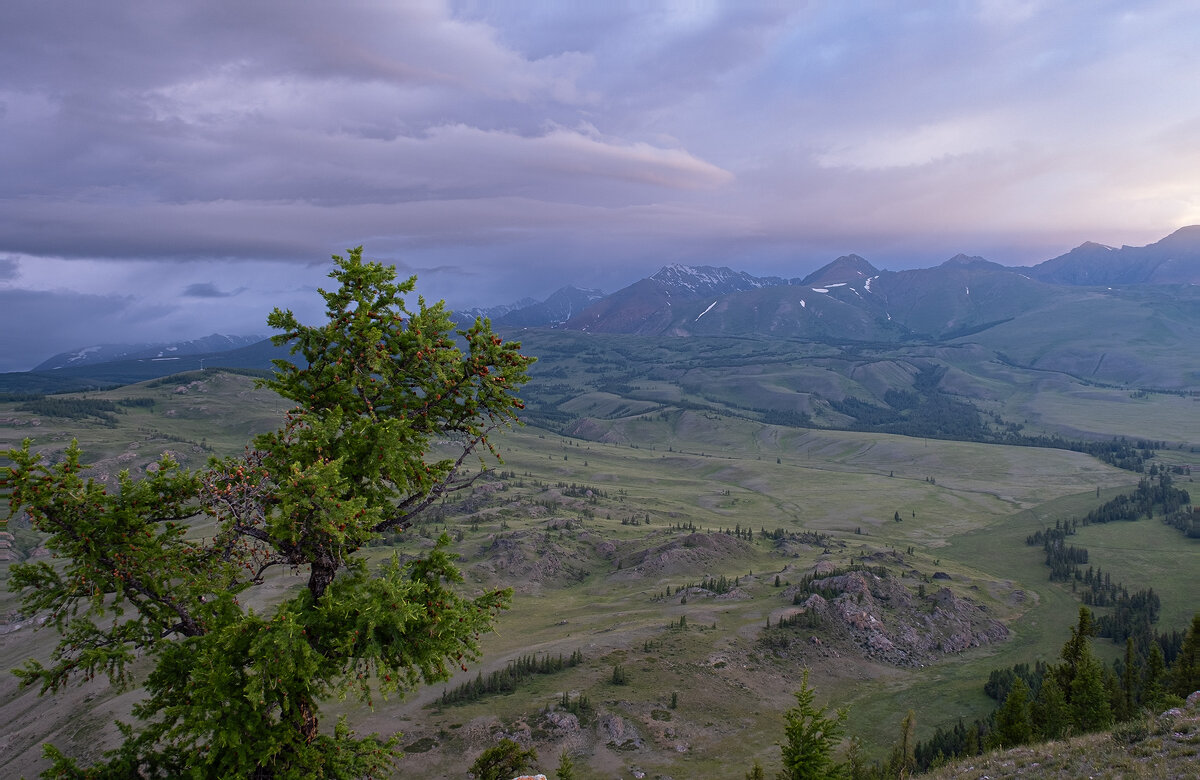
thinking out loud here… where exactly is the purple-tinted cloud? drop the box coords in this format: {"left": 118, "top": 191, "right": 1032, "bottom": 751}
{"left": 1, "top": 1, "right": 1199, "bottom": 370}
{"left": 182, "top": 283, "right": 240, "bottom": 299}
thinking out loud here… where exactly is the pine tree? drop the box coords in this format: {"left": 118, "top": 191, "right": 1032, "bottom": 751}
{"left": 1119, "top": 637, "right": 1138, "bottom": 720}
{"left": 4, "top": 249, "right": 534, "bottom": 778}
{"left": 555, "top": 748, "right": 576, "bottom": 780}
{"left": 1070, "top": 653, "right": 1114, "bottom": 732}
{"left": 993, "top": 677, "right": 1033, "bottom": 747}
{"left": 746, "top": 759, "right": 766, "bottom": 780}
{"left": 1171, "top": 613, "right": 1200, "bottom": 698}
{"left": 1143, "top": 642, "right": 1168, "bottom": 710}
{"left": 777, "top": 668, "right": 848, "bottom": 780}
{"left": 883, "top": 710, "right": 917, "bottom": 778}
{"left": 470, "top": 738, "right": 538, "bottom": 780}
{"left": 1057, "top": 606, "right": 1097, "bottom": 700}
{"left": 1032, "top": 672, "right": 1068, "bottom": 740}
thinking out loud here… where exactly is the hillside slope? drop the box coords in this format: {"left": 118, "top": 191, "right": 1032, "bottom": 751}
{"left": 924, "top": 694, "right": 1200, "bottom": 779}
{"left": 1027, "top": 225, "right": 1200, "bottom": 285}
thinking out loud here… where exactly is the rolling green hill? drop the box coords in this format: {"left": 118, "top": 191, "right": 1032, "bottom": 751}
{"left": 2, "top": 231, "right": 1196, "bottom": 777}
{"left": 1, "top": 363, "right": 1195, "bottom": 778}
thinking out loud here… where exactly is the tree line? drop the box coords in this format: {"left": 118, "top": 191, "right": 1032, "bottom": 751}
{"left": 757, "top": 608, "right": 1200, "bottom": 779}
{"left": 1083, "top": 474, "right": 1190, "bottom": 524}
{"left": 438, "top": 651, "right": 584, "bottom": 706}
{"left": 16, "top": 396, "right": 123, "bottom": 425}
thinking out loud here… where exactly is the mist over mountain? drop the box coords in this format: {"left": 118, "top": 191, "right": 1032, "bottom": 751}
{"left": 555, "top": 228, "right": 1196, "bottom": 344}
{"left": 12, "top": 227, "right": 1198, "bottom": 391}
{"left": 1024, "top": 225, "right": 1200, "bottom": 285}
{"left": 456, "top": 297, "right": 540, "bottom": 323}
{"left": 32, "top": 334, "right": 267, "bottom": 371}
{"left": 494, "top": 286, "right": 606, "bottom": 327}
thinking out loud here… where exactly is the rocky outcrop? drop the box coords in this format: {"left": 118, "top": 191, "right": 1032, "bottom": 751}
{"left": 469, "top": 530, "right": 591, "bottom": 592}
{"left": 0, "top": 531, "right": 15, "bottom": 562}
{"left": 598, "top": 713, "right": 644, "bottom": 751}
{"left": 769, "top": 570, "right": 1008, "bottom": 667}
{"left": 607, "top": 532, "right": 753, "bottom": 580}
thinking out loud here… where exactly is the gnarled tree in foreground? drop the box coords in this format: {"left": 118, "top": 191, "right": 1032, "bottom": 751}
{"left": 3, "top": 248, "right": 534, "bottom": 778}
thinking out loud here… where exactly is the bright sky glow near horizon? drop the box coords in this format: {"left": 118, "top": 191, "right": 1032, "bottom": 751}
{"left": 2, "top": 1, "right": 1200, "bottom": 371}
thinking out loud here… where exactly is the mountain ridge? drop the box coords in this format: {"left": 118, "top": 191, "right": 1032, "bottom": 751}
{"left": 558, "top": 227, "right": 1198, "bottom": 341}
{"left": 32, "top": 334, "right": 267, "bottom": 372}
{"left": 12, "top": 227, "right": 1198, "bottom": 390}
{"left": 1024, "top": 225, "right": 1200, "bottom": 285}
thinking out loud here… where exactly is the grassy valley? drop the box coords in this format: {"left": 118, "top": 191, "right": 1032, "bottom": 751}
{"left": 2, "top": 346, "right": 1196, "bottom": 777}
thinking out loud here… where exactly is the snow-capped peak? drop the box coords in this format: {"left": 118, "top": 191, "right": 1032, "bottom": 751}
{"left": 650, "top": 264, "right": 777, "bottom": 297}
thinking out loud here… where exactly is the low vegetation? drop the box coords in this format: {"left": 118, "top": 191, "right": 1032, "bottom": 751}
{"left": 2, "top": 252, "right": 534, "bottom": 777}
{"left": 1, "top": 271, "right": 1196, "bottom": 778}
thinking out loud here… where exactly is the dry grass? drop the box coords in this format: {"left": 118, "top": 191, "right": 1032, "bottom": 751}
{"left": 924, "top": 701, "right": 1200, "bottom": 780}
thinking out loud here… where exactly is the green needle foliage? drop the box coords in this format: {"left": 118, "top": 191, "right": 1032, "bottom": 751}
{"left": 555, "top": 748, "right": 576, "bottom": 780}
{"left": 1172, "top": 613, "right": 1200, "bottom": 698}
{"left": 777, "top": 668, "right": 848, "bottom": 780}
{"left": 2, "top": 248, "right": 534, "bottom": 779}
{"left": 993, "top": 677, "right": 1034, "bottom": 747}
{"left": 469, "top": 738, "right": 538, "bottom": 780}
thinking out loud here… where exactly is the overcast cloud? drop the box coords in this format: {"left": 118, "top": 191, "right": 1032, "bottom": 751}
{"left": 2, "top": 1, "right": 1199, "bottom": 371}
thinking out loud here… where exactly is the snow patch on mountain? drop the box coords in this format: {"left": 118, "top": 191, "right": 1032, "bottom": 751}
{"left": 62, "top": 346, "right": 106, "bottom": 365}
{"left": 34, "top": 335, "right": 265, "bottom": 371}
{"left": 650, "top": 264, "right": 778, "bottom": 297}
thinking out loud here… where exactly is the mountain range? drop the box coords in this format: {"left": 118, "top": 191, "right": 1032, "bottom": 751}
{"left": 32, "top": 334, "right": 267, "bottom": 371}
{"left": 4, "top": 227, "right": 1198, "bottom": 395}
{"left": 557, "top": 228, "right": 1199, "bottom": 340}
{"left": 453, "top": 227, "right": 1199, "bottom": 335}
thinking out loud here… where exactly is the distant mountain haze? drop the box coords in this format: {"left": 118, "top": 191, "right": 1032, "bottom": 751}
{"left": 560, "top": 227, "right": 1197, "bottom": 339}
{"left": 1022, "top": 225, "right": 1200, "bottom": 285}
{"left": 32, "top": 334, "right": 267, "bottom": 371}
{"left": 9, "top": 227, "right": 1196, "bottom": 393}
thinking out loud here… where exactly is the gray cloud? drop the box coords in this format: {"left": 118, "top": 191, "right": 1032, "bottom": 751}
{"left": 182, "top": 283, "right": 239, "bottom": 298}
{"left": 0, "top": 289, "right": 137, "bottom": 373}
{"left": 2, "top": 1, "right": 1199, "bottom": 370}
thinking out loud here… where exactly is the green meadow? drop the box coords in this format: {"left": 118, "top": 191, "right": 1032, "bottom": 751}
{"left": 1, "top": 359, "right": 1196, "bottom": 778}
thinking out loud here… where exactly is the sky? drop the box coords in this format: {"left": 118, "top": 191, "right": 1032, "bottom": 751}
{"left": 3, "top": 1, "right": 1200, "bottom": 372}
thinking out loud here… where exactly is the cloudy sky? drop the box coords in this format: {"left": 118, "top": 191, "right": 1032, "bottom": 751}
{"left": 3, "top": 1, "right": 1199, "bottom": 371}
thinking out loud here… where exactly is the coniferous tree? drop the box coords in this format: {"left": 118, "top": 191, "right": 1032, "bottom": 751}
{"left": 844, "top": 736, "right": 872, "bottom": 780}
{"left": 1104, "top": 664, "right": 1126, "bottom": 723}
{"left": 1032, "top": 673, "right": 1068, "bottom": 741}
{"left": 883, "top": 710, "right": 917, "bottom": 778}
{"left": 470, "top": 739, "right": 538, "bottom": 780}
{"left": 1056, "top": 606, "right": 1097, "bottom": 701}
{"left": 1143, "top": 642, "right": 1168, "bottom": 710}
{"left": 555, "top": 748, "right": 576, "bottom": 780}
{"left": 993, "top": 677, "right": 1033, "bottom": 747}
{"left": 1070, "top": 653, "right": 1114, "bottom": 732}
{"left": 1119, "top": 637, "right": 1138, "bottom": 720}
{"left": 963, "top": 722, "right": 980, "bottom": 758}
{"left": 777, "top": 668, "right": 848, "bottom": 780}
{"left": 4, "top": 249, "right": 534, "bottom": 778}
{"left": 1171, "top": 613, "right": 1200, "bottom": 698}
